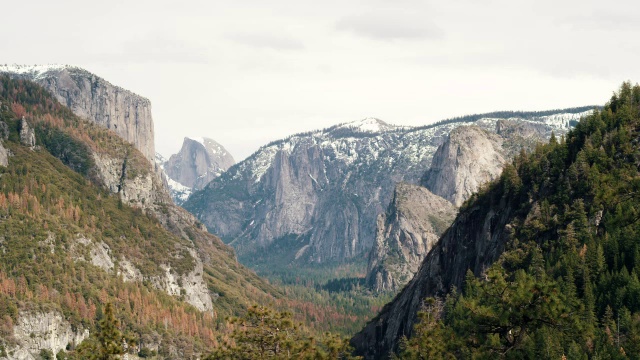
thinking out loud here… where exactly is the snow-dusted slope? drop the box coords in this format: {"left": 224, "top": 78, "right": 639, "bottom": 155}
{"left": 184, "top": 108, "right": 593, "bottom": 265}
{"left": 0, "top": 64, "right": 72, "bottom": 79}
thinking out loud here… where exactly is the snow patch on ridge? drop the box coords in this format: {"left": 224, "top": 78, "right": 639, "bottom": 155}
{"left": 0, "top": 64, "right": 72, "bottom": 79}
{"left": 337, "top": 118, "right": 398, "bottom": 133}
{"left": 166, "top": 177, "right": 192, "bottom": 202}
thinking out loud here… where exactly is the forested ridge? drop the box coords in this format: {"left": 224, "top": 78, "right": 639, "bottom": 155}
{"left": 394, "top": 82, "right": 640, "bottom": 359}
{"left": 0, "top": 75, "right": 285, "bottom": 358}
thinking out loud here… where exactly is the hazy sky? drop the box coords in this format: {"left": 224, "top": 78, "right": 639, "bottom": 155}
{"left": 4, "top": 0, "right": 640, "bottom": 160}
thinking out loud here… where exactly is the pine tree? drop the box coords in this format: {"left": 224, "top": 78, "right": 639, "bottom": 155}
{"left": 96, "top": 303, "right": 124, "bottom": 360}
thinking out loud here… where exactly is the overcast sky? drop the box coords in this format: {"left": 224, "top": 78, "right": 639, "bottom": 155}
{"left": 3, "top": 0, "right": 640, "bottom": 160}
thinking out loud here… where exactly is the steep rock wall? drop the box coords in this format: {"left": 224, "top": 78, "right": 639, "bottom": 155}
{"left": 1, "top": 65, "right": 155, "bottom": 163}
{"left": 352, "top": 195, "right": 517, "bottom": 359}
{"left": 9, "top": 311, "right": 89, "bottom": 360}
{"left": 365, "top": 183, "right": 456, "bottom": 292}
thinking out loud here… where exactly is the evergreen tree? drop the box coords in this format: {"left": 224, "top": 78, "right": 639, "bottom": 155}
{"left": 96, "top": 303, "right": 124, "bottom": 360}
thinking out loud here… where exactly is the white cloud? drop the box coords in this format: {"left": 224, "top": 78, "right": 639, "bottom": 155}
{"left": 335, "top": 11, "right": 443, "bottom": 41}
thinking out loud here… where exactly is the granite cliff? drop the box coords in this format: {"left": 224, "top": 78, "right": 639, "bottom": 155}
{"left": 158, "top": 137, "right": 235, "bottom": 204}
{"left": 365, "top": 183, "right": 456, "bottom": 293}
{"left": 0, "top": 65, "right": 155, "bottom": 163}
{"left": 352, "top": 185, "right": 518, "bottom": 359}
{"left": 364, "top": 120, "right": 578, "bottom": 293}
{"left": 421, "top": 125, "right": 506, "bottom": 207}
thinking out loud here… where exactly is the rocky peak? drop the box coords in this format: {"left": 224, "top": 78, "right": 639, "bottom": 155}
{"left": 160, "top": 137, "right": 235, "bottom": 204}
{"left": 421, "top": 125, "right": 506, "bottom": 207}
{"left": 366, "top": 119, "right": 568, "bottom": 294}
{"left": 19, "top": 118, "right": 36, "bottom": 148}
{"left": 0, "top": 64, "right": 155, "bottom": 163}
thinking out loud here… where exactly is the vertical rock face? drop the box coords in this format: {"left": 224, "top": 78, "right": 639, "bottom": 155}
{"left": 0, "top": 65, "right": 155, "bottom": 163}
{"left": 10, "top": 311, "right": 89, "bottom": 360}
{"left": 352, "top": 195, "right": 517, "bottom": 359}
{"left": 365, "top": 121, "right": 556, "bottom": 293}
{"left": 91, "top": 151, "right": 170, "bottom": 209}
{"left": 365, "top": 183, "right": 456, "bottom": 293}
{"left": 0, "top": 121, "right": 10, "bottom": 167}
{"left": 160, "top": 137, "right": 235, "bottom": 204}
{"left": 421, "top": 125, "right": 506, "bottom": 207}
{"left": 18, "top": 118, "right": 35, "bottom": 149}
{"left": 352, "top": 117, "right": 586, "bottom": 358}
{"left": 0, "top": 142, "right": 10, "bottom": 167}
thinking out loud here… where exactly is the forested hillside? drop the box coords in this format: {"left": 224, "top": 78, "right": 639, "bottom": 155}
{"left": 353, "top": 83, "right": 640, "bottom": 359}
{"left": 0, "top": 76, "right": 281, "bottom": 359}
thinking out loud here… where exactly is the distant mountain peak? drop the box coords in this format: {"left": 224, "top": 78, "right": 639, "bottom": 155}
{"left": 336, "top": 117, "right": 397, "bottom": 133}
{"left": 187, "top": 136, "right": 210, "bottom": 146}
{"left": 160, "top": 136, "right": 235, "bottom": 204}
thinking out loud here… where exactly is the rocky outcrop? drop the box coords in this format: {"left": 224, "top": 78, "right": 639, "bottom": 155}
{"left": 18, "top": 119, "right": 35, "bottom": 149}
{"left": 0, "top": 121, "right": 10, "bottom": 167}
{"left": 91, "top": 152, "right": 169, "bottom": 209}
{"left": 0, "top": 121, "right": 9, "bottom": 140}
{"left": 72, "top": 235, "right": 212, "bottom": 312}
{"left": 118, "top": 258, "right": 144, "bottom": 283}
{"left": 352, "top": 192, "right": 518, "bottom": 359}
{"left": 160, "top": 137, "right": 235, "bottom": 205}
{"left": 1, "top": 65, "right": 155, "bottom": 163}
{"left": 421, "top": 125, "right": 505, "bottom": 207}
{"left": 153, "top": 249, "right": 213, "bottom": 312}
{"left": 365, "top": 183, "right": 456, "bottom": 293}
{"left": 0, "top": 143, "right": 10, "bottom": 167}
{"left": 9, "top": 311, "right": 89, "bottom": 360}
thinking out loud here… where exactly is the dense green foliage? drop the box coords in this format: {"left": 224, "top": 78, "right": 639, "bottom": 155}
{"left": 247, "top": 251, "right": 392, "bottom": 336}
{"left": 97, "top": 303, "right": 126, "bottom": 359}
{"left": 400, "top": 83, "right": 640, "bottom": 359}
{"left": 207, "top": 305, "right": 360, "bottom": 359}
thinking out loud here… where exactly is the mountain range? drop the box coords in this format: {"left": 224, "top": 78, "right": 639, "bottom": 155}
{"left": 183, "top": 111, "right": 589, "bottom": 276}
{"left": 2, "top": 63, "right": 627, "bottom": 360}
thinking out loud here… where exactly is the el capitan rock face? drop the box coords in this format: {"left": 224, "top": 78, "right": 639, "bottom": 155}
{"left": 0, "top": 64, "right": 155, "bottom": 163}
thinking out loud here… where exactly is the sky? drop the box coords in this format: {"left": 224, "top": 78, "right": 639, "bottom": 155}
{"left": 3, "top": 0, "right": 640, "bottom": 161}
